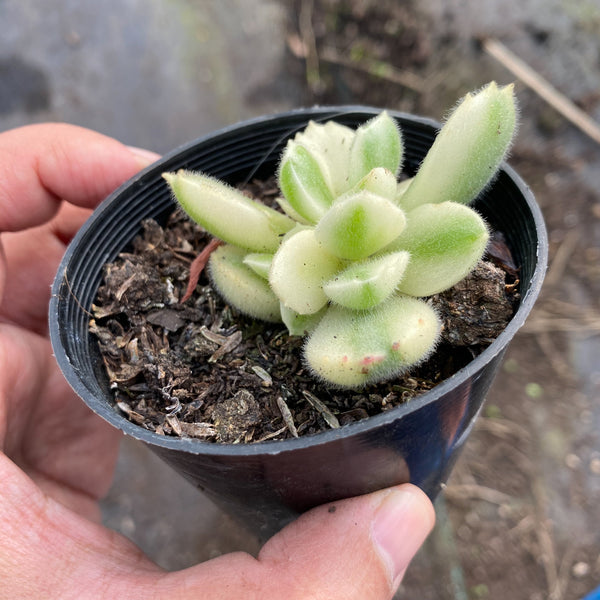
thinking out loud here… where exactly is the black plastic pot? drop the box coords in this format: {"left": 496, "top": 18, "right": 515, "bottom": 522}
{"left": 50, "top": 107, "right": 547, "bottom": 539}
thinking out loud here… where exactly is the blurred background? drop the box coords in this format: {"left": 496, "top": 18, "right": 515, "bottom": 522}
{"left": 1, "top": 1, "right": 599, "bottom": 598}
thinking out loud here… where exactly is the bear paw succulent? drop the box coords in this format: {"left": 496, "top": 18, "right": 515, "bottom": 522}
{"left": 163, "top": 81, "right": 517, "bottom": 388}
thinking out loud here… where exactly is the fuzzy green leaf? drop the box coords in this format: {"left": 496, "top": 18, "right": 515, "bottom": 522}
{"left": 323, "top": 251, "right": 410, "bottom": 310}
{"left": 305, "top": 295, "right": 440, "bottom": 387}
{"left": 163, "top": 170, "right": 294, "bottom": 253}
{"left": 348, "top": 112, "right": 403, "bottom": 187}
{"left": 278, "top": 142, "right": 336, "bottom": 223}
{"left": 352, "top": 167, "right": 398, "bottom": 201}
{"left": 275, "top": 196, "right": 312, "bottom": 225}
{"left": 243, "top": 253, "right": 273, "bottom": 279}
{"left": 280, "top": 303, "right": 327, "bottom": 336}
{"left": 315, "top": 191, "right": 406, "bottom": 260}
{"left": 269, "top": 228, "right": 343, "bottom": 315}
{"left": 295, "top": 120, "right": 355, "bottom": 196}
{"left": 208, "top": 245, "right": 281, "bottom": 322}
{"left": 400, "top": 82, "right": 517, "bottom": 210}
{"left": 395, "top": 177, "right": 413, "bottom": 202}
{"left": 391, "top": 202, "right": 489, "bottom": 296}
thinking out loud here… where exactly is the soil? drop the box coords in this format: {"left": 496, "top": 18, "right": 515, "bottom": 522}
{"left": 90, "top": 178, "right": 517, "bottom": 444}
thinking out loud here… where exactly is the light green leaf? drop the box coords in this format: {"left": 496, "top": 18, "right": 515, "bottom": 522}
{"left": 208, "top": 245, "right": 281, "bottom": 322}
{"left": 280, "top": 303, "right": 327, "bottom": 336}
{"left": 323, "top": 251, "right": 410, "bottom": 310}
{"left": 400, "top": 82, "right": 517, "bottom": 210}
{"left": 352, "top": 167, "right": 398, "bottom": 201}
{"left": 391, "top": 202, "right": 489, "bottom": 296}
{"left": 269, "top": 228, "right": 343, "bottom": 315}
{"left": 163, "top": 170, "right": 294, "bottom": 253}
{"left": 278, "top": 142, "right": 336, "bottom": 223}
{"left": 315, "top": 191, "right": 406, "bottom": 260}
{"left": 305, "top": 295, "right": 440, "bottom": 387}
{"left": 243, "top": 253, "right": 273, "bottom": 279}
{"left": 395, "top": 177, "right": 413, "bottom": 203}
{"left": 295, "top": 120, "right": 355, "bottom": 196}
{"left": 275, "top": 196, "right": 312, "bottom": 225}
{"left": 348, "top": 112, "right": 403, "bottom": 187}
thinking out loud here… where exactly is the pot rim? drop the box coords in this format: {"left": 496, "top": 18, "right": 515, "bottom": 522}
{"left": 50, "top": 105, "right": 548, "bottom": 457}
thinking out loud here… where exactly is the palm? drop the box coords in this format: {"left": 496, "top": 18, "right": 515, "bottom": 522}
{"left": 0, "top": 124, "right": 151, "bottom": 521}
{"left": 0, "top": 204, "right": 121, "bottom": 519}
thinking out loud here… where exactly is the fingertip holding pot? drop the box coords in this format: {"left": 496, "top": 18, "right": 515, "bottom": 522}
{"left": 50, "top": 107, "right": 547, "bottom": 539}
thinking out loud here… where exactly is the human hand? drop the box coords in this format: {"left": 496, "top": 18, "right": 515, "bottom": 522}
{"left": 0, "top": 123, "right": 435, "bottom": 599}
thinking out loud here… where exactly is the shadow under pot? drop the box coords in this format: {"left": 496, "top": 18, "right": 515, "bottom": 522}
{"left": 50, "top": 106, "right": 547, "bottom": 540}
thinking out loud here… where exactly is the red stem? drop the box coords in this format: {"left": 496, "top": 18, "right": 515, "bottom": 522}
{"left": 180, "top": 238, "right": 223, "bottom": 303}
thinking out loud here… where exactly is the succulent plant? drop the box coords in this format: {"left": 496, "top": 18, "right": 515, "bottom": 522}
{"left": 163, "top": 81, "right": 517, "bottom": 388}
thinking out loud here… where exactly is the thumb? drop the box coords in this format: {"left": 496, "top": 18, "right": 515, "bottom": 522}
{"left": 158, "top": 484, "right": 434, "bottom": 600}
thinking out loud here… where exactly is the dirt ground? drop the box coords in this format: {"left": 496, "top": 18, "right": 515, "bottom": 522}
{"left": 285, "top": 1, "right": 600, "bottom": 598}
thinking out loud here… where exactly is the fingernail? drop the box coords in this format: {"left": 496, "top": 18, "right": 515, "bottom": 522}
{"left": 127, "top": 145, "right": 161, "bottom": 168}
{"left": 371, "top": 486, "right": 435, "bottom": 589}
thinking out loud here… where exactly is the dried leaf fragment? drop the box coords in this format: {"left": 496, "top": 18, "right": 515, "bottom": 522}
{"left": 302, "top": 390, "right": 340, "bottom": 429}
{"left": 276, "top": 396, "right": 299, "bottom": 437}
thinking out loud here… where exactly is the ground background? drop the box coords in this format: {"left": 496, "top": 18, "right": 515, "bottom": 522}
{"left": 1, "top": 1, "right": 599, "bottom": 598}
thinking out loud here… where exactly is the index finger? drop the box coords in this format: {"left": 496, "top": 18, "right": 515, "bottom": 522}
{"left": 0, "top": 123, "right": 159, "bottom": 233}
